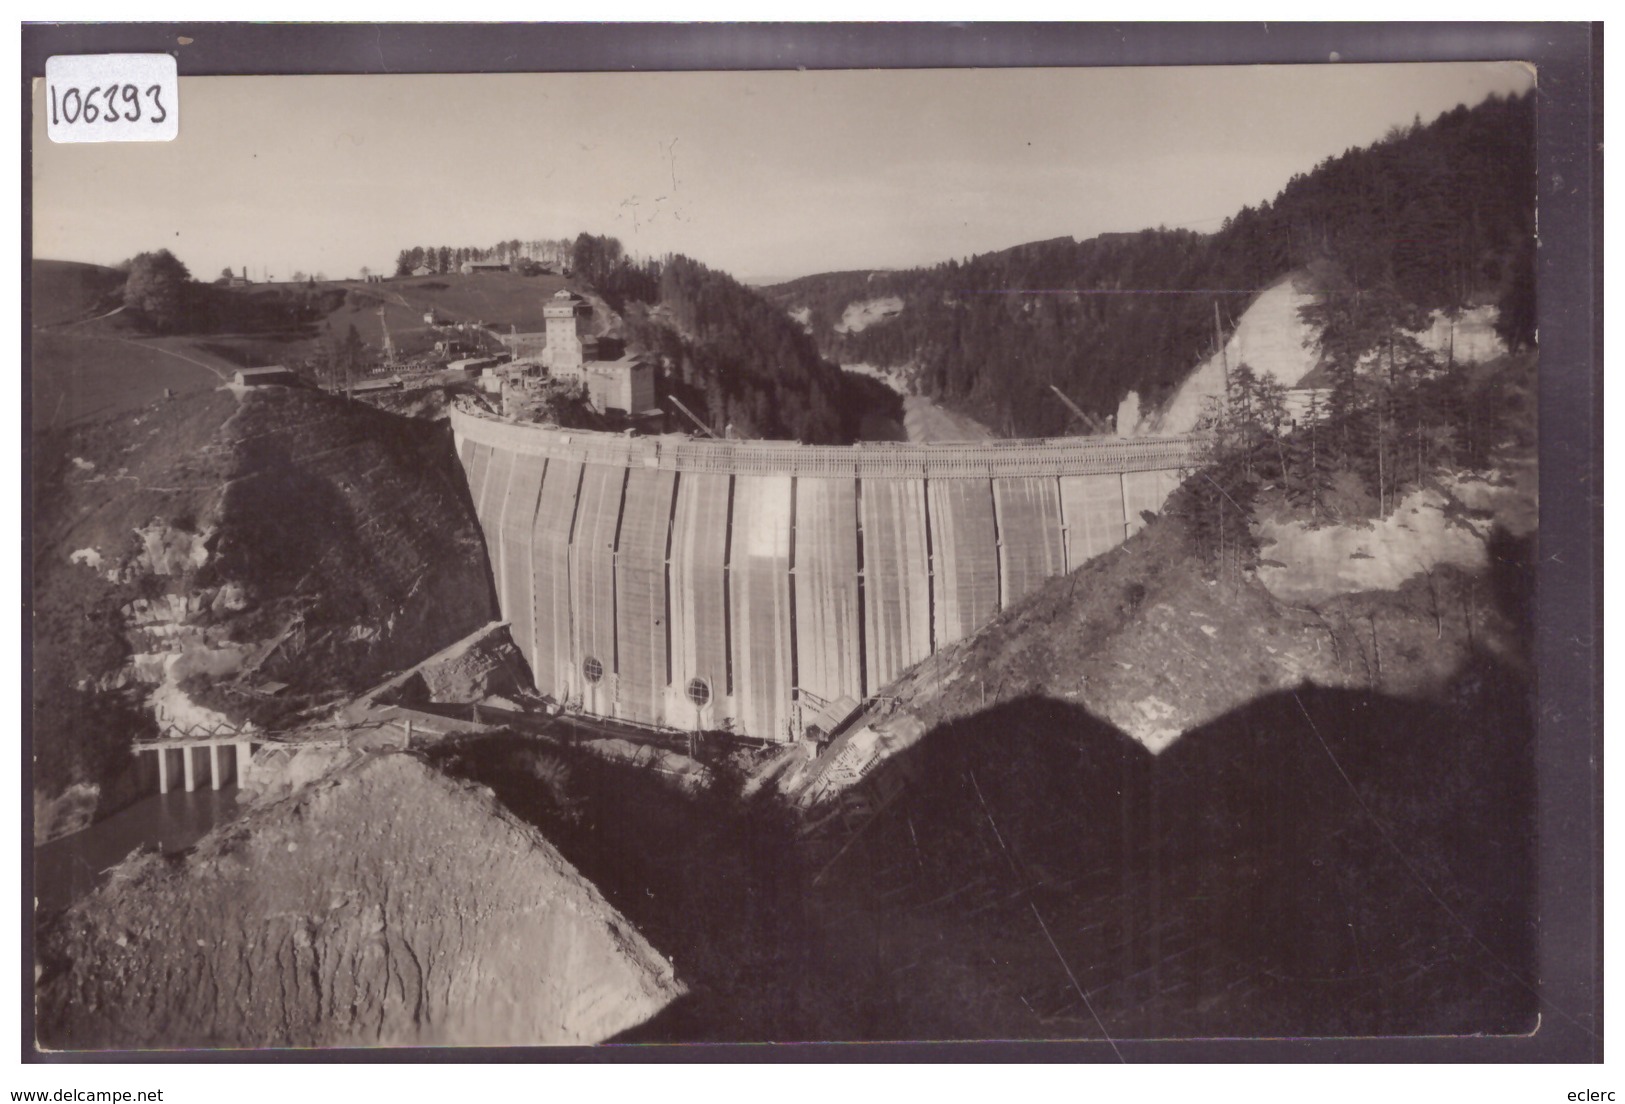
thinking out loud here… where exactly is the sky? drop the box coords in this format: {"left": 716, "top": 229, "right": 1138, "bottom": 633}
{"left": 31, "top": 62, "right": 1534, "bottom": 285}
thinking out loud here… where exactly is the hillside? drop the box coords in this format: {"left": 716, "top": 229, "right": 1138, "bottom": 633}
{"left": 37, "top": 751, "right": 684, "bottom": 1048}
{"left": 766, "top": 91, "right": 1534, "bottom": 436}
{"left": 30, "top": 260, "right": 235, "bottom": 429}
{"left": 750, "top": 439, "right": 1538, "bottom": 1039}
{"left": 620, "top": 255, "right": 859, "bottom": 443}
{"left": 32, "top": 384, "right": 495, "bottom": 829}
{"left": 314, "top": 270, "right": 572, "bottom": 351}
{"left": 171, "top": 271, "right": 574, "bottom": 376}
{"left": 31, "top": 259, "right": 125, "bottom": 326}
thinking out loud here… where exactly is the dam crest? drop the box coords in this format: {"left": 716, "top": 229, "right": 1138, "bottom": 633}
{"left": 450, "top": 406, "right": 1202, "bottom": 742}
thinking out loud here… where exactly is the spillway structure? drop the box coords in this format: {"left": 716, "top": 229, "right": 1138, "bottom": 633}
{"left": 450, "top": 406, "right": 1202, "bottom": 742}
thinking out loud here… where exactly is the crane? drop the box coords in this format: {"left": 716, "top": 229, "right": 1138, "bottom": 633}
{"left": 666, "top": 395, "right": 716, "bottom": 438}
{"left": 1048, "top": 384, "right": 1113, "bottom": 436}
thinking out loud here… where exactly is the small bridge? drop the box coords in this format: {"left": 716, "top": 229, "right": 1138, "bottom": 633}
{"left": 131, "top": 718, "right": 419, "bottom": 794}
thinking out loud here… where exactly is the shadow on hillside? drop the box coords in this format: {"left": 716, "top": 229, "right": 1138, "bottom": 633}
{"left": 431, "top": 640, "right": 1533, "bottom": 1044}
{"left": 427, "top": 735, "right": 846, "bottom": 1041}
{"left": 778, "top": 663, "right": 1532, "bottom": 1042}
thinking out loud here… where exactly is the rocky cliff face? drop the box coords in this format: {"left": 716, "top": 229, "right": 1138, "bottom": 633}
{"left": 1118, "top": 268, "right": 1510, "bottom": 437}
{"left": 37, "top": 752, "right": 684, "bottom": 1048}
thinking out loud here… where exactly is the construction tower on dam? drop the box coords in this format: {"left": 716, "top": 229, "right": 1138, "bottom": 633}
{"left": 450, "top": 403, "right": 1201, "bottom": 743}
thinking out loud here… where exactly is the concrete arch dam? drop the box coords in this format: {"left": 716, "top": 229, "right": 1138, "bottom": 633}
{"left": 450, "top": 407, "right": 1202, "bottom": 742}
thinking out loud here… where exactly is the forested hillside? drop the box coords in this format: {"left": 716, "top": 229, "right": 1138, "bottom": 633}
{"left": 767, "top": 91, "right": 1535, "bottom": 437}
{"left": 548, "top": 234, "right": 891, "bottom": 443}
{"left": 623, "top": 254, "right": 862, "bottom": 444}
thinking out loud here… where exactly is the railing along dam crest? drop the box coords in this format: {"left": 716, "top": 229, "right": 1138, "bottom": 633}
{"left": 450, "top": 407, "right": 1202, "bottom": 742}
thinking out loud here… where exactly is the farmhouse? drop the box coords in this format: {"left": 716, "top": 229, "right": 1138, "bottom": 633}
{"left": 461, "top": 260, "right": 509, "bottom": 275}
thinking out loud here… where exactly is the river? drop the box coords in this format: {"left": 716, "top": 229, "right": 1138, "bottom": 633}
{"left": 33, "top": 786, "right": 244, "bottom": 915}
{"left": 843, "top": 365, "right": 994, "bottom": 444}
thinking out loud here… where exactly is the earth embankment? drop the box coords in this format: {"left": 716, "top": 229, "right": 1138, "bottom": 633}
{"left": 37, "top": 751, "right": 684, "bottom": 1049}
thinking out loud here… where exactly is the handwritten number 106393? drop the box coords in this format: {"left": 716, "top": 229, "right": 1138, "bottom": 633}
{"left": 48, "top": 83, "right": 168, "bottom": 126}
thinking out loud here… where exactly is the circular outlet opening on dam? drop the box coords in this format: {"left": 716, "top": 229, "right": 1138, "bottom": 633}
{"left": 582, "top": 656, "right": 604, "bottom": 684}
{"left": 685, "top": 677, "right": 712, "bottom": 708}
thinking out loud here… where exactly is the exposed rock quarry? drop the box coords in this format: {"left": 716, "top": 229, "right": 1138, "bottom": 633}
{"left": 37, "top": 752, "right": 685, "bottom": 1049}
{"left": 833, "top": 295, "right": 904, "bottom": 334}
{"left": 1123, "top": 272, "right": 1322, "bottom": 436}
{"left": 838, "top": 360, "right": 909, "bottom": 395}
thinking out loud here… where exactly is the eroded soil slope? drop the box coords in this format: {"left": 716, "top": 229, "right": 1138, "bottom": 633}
{"left": 37, "top": 752, "right": 683, "bottom": 1049}
{"left": 33, "top": 384, "right": 496, "bottom": 831}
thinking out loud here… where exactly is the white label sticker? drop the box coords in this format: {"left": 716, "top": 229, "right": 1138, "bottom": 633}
{"left": 45, "top": 54, "right": 178, "bottom": 143}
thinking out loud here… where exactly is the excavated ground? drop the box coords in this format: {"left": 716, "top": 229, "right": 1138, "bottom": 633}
{"left": 36, "top": 751, "right": 684, "bottom": 1050}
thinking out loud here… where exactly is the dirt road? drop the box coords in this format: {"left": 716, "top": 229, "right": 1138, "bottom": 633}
{"left": 902, "top": 394, "right": 995, "bottom": 443}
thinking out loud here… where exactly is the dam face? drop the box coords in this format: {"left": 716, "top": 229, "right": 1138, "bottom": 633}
{"left": 451, "top": 407, "right": 1200, "bottom": 742}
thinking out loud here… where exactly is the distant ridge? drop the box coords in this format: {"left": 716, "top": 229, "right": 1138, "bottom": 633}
{"left": 763, "top": 91, "right": 1534, "bottom": 438}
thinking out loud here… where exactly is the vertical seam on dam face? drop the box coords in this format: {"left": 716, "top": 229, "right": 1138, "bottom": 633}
{"left": 663, "top": 470, "right": 680, "bottom": 688}
{"left": 529, "top": 458, "right": 550, "bottom": 684}
{"left": 722, "top": 474, "right": 736, "bottom": 698}
{"left": 1055, "top": 474, "right": 1071, "bottom": 574}
{"left": 449, "top": 410, "right": 1198, "bottom": 740}
{"left": 854, "top": 476, "right": 868, "bottom": 701}
{"left": 610, "top": 466, "right": 631, "bottom": 678}
{"left": 490, "top": 455, "right": 510, "bottom": 614}
{"left": 922, "top": 476, "right": 937, "bottom": 656}
{"left": 988, "top": 476, "right": 1005, "bottom": 614}
{"left": 787, "top": 476, "right": 800, "bottom": 713}
{"left": 565, "top": 463, "right": 586, "bottom": 701}
{"left": 1119, "top": 470, "right": 1131, "bottom": 541}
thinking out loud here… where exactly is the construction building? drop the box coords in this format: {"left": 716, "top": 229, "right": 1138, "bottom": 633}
{"left": 581, "top": 354, "right": 656, "bottom": 416}
{"left": 497, "top": 328, "right": 550, "bottom": 362}
{"left": 542, "top": 290, "right": 597, "bottom": 375}
{"left": 234, "top": 366, "right": 298, "bottom": 387}
{"left": 539, "top": 288, "right": 657, "bottom": 416}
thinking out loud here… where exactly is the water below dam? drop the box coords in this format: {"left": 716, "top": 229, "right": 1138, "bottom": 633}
{"left": 34, "top": 787, "right": 243, "bottom": 915}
